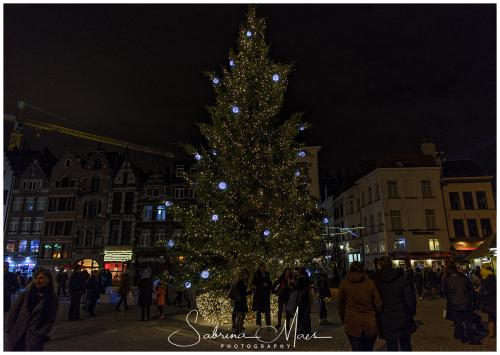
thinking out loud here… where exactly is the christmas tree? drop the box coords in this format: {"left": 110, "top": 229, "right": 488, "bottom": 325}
{"left": 171, "top": 6, "right": 325, "bottom": 321}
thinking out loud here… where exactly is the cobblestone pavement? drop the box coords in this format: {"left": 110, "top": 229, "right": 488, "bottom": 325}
{"left": 30, "top": 296, "right": 496, "bottom": 351}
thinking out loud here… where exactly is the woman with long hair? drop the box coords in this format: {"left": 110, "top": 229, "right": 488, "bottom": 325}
{"left": 5, "top": 268, "right": 59, "bottom": 351}
{"left": 272, "top": 267, "right": 293, "bottom": 329}
{"left": 234, "top": 268, "right": 253, "bottom": 334}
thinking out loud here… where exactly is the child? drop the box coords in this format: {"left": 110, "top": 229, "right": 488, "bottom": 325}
{"left": 156, "top": 281, "right": 167, "bottom": 320}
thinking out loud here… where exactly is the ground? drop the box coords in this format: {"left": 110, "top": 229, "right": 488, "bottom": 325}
{"left": 35, "top": 295, "right": 496, "bottom": 351}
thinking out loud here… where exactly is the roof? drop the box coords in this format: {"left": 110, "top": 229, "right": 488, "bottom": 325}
{"left": 374, "top": 153, "right": 438, "bottom": 169}
{"left": 5, "top": 149, "right": 57, "bottom": 178}
{"left": 442, "top": 160, "right": 485, "bottom": 178}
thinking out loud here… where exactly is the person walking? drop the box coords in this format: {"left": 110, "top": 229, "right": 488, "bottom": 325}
{"left": 4, "top": 261, "right": 19, "bottom": 313}
{"left": 316, "top": 269, "right": 332, "bottom": 325}
{"left": 234, "top": 268, "right": 253, "bottom": 334}
{"left": 115, "top": 272, "right": 131, "bottom": 311}
{"left": 272, "top": 267, "right": 293, "bottom": 329}
{"left": 338, "top": 261, "right": 382, "bottom": 351}
{"left": 68, "top": 265, "right": 86, "bottom": 321}
{"left": 443, "top": 264, "right": 481, "bottom": 345}
{"left": 56, "top": 269, "right": 68, "bottom": 297}
{"left": 5, "top": 269, "right": 59, "bottom": 351}
{"left": 374, "top": 256, "right": 417, "bottom": 351}
{"left": 252, "top": 262, "right": 272, "bottom": 327}
{"left": 480, "top": 264, "right": 496, "bottom": 338}
{"left": 156, "top": 281, "right": 167, "bottom": 320}
{"left": 414, "top": 269, "right": 424, "bottom": 300}
{"left": 138, "top": 275, "right": 153, "bottom": 321}
{"left": 86, "top": 270, "right": 100, "bottom": 317}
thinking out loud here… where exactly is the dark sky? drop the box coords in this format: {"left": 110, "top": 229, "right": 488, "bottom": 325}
{"left": 4, "top": 4, "right": 496, "bottom": 175}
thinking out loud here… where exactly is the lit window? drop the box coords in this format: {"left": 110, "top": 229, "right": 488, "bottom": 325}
{"left": 30, "top": 240, "right": 40, "bottom": 253}
{"left": 421, "top": 181, "right": 433, "bottom": 198}
{"left": 18, "top": 240, "right": 28, "bottom": 253}
{"left": 25, "top": 198, "right": 34, "bottom": 211}
{"left": 143, "top": 205, "right": 153, "bottom": 221}
{"left": 425, "top": 209, "right": 437, "bottom": 229}
{"left": 156, "top": 205, "right": 166, "bottom": 221}
{"left": 428, "top": 238, "right": 440, "bottom": 251}
{"left": 390, "top": 210, "right": 402, "bottom": 230}
{"left": 393, "top": 238, "right": 406, "bottom": 252}
{"left": 5, "top": 240, "right": 16, "bottom": 253}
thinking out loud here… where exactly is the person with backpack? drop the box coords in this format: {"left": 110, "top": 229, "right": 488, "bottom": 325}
{"left": 374, "top": 256, "right": 417, "bottom": 351}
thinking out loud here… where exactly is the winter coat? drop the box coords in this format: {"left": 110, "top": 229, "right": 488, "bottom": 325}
{"left": 68, "top": 271, "right": 86, "bottom": 293}
{"left": 480, "top": 274, "right": 496, "bottom": 313}
{"left": 443, "top": 273, "right": 473, "bottom": 311}
{"left": 272, "top": 275, "right": 292, "bottom": 302}
{"left": 414, "top": 272, "right": 424, "bottom": 289}
{"left": 374, "top": 269, "right": 418, "bottom": 340}
{"left": 56, "top": 272, "right": 68, "bottom": 284}
{"left": 296, "top": 274, "right": 312, "bottom": 308}
{"left": 427, "top": 271, "right": 439, "bottom": 287}
{"left": 138, "top": 278, "right": 153, "bottom": 307}
{"left": 5, "top": 271, "right": 19, "bottom": 294}
{"left": 404, "top": 269, "right": 415, "bottom": 289}
{"left": 118, "top": 276, "right": 131, "bottom": 295}
{"left": 252, "top": 271, "right": 272, "bottom": 312}
{"left": 337, "top": 272, "right": 382, "bottom": 338}
{"left": 5, "top": 290, "right": 59, "bottom": 351}
{"left": 234, "top": 279, "right": 252, "bottom": 313}
{"left": 86, "top": 275, "right": 100, "bottom": 300}
{"left": 316, "top": 274, "right": 331, "bottom": 298}
{"left": 156, "top": 285, "right": 167, "bottom": 306}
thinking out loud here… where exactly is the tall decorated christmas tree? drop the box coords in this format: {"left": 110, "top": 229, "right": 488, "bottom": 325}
{"left": 171, "top": 6, "right": 325, "bottom": 322}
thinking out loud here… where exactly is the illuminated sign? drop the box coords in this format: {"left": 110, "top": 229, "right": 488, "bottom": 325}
{"left": 104, "top": 249, "right": 133, "bottom": 262}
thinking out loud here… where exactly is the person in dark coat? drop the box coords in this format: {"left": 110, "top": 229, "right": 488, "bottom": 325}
{"left": 138, "top": 276, "right": 153, "bottom": 321}
{"left": 5, "top": 269, "right": 59, "bottom": 351}
{"left": 68, "top": 265, "right": 86, "bottom": 321}
{"left": 414, "top": 269, "right": 424, "bottom": 300}
{"left": 4, "top": 261, "right": 19, "bottom": 313}
{"left": 272, "top": 267, "right": 293, "bottom": 329}
{"left": 315, "top": 269, "right": 332, "bottom": 325}
{"left": 480, "top": 265, "right": 496, "bottom": 338}
{"left": 252, "top": 262, "right": 272, "bottom": 326}
{"left": 234, "top": 268, "right": 253, "bottom": 334}
{"left": 443, "top": 264, "right": 481, "bottom": 345}
{"left": 115, "top": 273, "right": 132, "bottom": 311}
{"left": 427, "top": 269, "right": 439, "bottom": 297}
{"left": 56, "top": 269, "right": 68, "bottom": 297}
{"left": 338, "top": 261, "right": 382, "bottom": 351}
{"left": 86, "top": 270, "right": 100, "bottom": 316}
{"left": 295, "top": 267, "right": 312, "bottom": 335}
{"left": 374, "top": 256, "right": 417, "bottom": 351}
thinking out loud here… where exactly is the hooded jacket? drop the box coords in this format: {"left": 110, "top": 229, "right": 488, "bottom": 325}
{"left": 443, "top": 273, "right": 473, "bottom": 311}
{"left": 480, "top": 270, "right": 496, "bottom": 313}
{"left": 337, "top": 272, "right": 382, "bottom": 337}
{"left": 374, "top": 268, "right": 417, "bottom": 340}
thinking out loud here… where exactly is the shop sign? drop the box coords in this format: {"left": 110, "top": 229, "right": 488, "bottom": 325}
{"left": 104, "top": 249, "right": 133, "bottom": 262}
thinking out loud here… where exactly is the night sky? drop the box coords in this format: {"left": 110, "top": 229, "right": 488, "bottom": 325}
{"left": 4, "top": 4, "right": 496, "bottom": 176}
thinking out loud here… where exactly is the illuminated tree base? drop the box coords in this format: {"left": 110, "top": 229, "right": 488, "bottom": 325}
{"left": 196, "top": 289, "right": 279, "bottom": 325}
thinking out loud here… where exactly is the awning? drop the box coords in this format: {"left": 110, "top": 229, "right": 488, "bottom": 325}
{"left": 466, "top": 234, "right": 496, "bottom": 260}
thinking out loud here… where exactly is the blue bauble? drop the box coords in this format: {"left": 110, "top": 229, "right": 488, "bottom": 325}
{"left": 322, "top": 217, "right": 329, "bottom": 224}
{"left": 211, "top": 214, "right": 219, "bottom": 222}
{"left": 194, "top": 153, "right": 202, "bottom": 161}
{"left": 212, "top": 77, "right": 220, "bottom": 85}
{"left": 211, "top": 149, "right": 218, "bottom": 156}
{"left": 166, "top": 239, "right": 175, "bottom": 248}
{"left": 295, "top": 169, "right": 301, "bottom": 177}
{"left": 200, "top": 270, "right": 210, "bottom": 279}
{"left": 164, "top": 200, "right": 173, "bottom": 207}
{"left": 185, "top": 281, "right": 192, "bottom": 289}
{"left": 272, "top": 74, "right": 280, "bottom": 82}
{"left": 229, "top": 59, "right": 235, "bottom": 67}
{"left": 297, "top": 150, "right": 306, "bottom": 158}
{"left": 299, "top": 124, "right": 306, "bottom": 131}
{"left": 246, "top": 30, "right": 252, "bottom": 37}
{"left": 263, "top": 229, "right": 271, "bottom": 237}
{"left": 218, "top": 181, "right": 227, "bottom": 190}
{"left": 231, "top": 105, "right": 240, "bottom": 114}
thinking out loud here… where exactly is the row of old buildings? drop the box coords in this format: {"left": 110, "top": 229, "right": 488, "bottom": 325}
{"left": 3, "top": 145, "right": 322, "bottom": 282}
{"left": 320, "top": 140, "right": 496, "bottom": 273}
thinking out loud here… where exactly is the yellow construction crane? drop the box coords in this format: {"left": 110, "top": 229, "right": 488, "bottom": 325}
{"left": 5, "top": 101, "right": 175, "bottom": 159}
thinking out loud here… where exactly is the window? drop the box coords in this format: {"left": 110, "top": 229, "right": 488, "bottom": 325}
{"left": 421, "top": 180, "right": 432, "bottom": 197}
{"left": 152, "top": 188, "right": 159, "bottom": 197}
{"left": 33, "top": 217, "right": 44, "bottom": 233}
{"left": 429, "top": 238, "right": 440, "bottom": 251}
{"left": 18, "top": 240, "right": 28, "bottom": 253}
{"left": 36, "top": 197, "right": 47, "bottom": 211}
{"left": 8, "top": 218, "right": 19, "bottom": 233}
{"left": 449, "top": 192, "right": 461, "bottom": 210}
{"left": 368, "top": 188, "right": 372, "bottom": 203}
{"left": 154, "top": 231, "right": 165, "bottom": 247}
{"left": 393, "top": 238, "right": 406, "bottom": 252}
{"left": 463, "top": 192, "right": 474, "bottom": 209}
{"left": 21, "top": 217, "right": 32, "bottom": 233}
{"left": 30, "top": 240, "right": 40, "bottom": 254}
{"left": 112, "top": 192, "right": 122, "bottom": 214}
{"left": 65, "top": 159, "right": 71, "bottom": 167}
{"left": 175, "top": 187, "right": 184, "bottom": 200}
{"left": 480, "top": 219, "right": 493, "bottom": 237}
{"left": 143, "top": 205, "right": 153, "bottom": 221}
{"left": 84, "top": 199, "right": 100, "bottom": 218}
{"left": 369, "top": 215, "right": 375, "bottom": 234}
{"left": 22, "top": 179, "right": 40, "bottom": 192}
{"left": 140, "top": 230, "right": 151, "bottom": 247}
{"left": 109, "top": 220, "right": 120, "bottom": 245}
{"left": 90, "top": 176, "right": 100, "bottom": 192}
{"left": 157, "top": 205, "right": 166, "bottom": 221}
{"left": 390, "top": 210, "right": 402, "bottom": 230}
{"left": 6, "top": 240, "right": 16, "bottom": 253}
{"left": 379, "top": 240, "right": 385, "bottom": 253}
{"left": 190, "top": 167, "right": 198, "bottom": 174}
{"left": 122, "top": 221, "right": 132, "bottom": 245}
{"left": 387, "top": 181, "right": 399, "bottom": 198}
{"left": 375, "top": 184, "right": 380, "bottom": 200}
{"left": 84, "top": 227, "right": 95, "bottom": 247}
{"left": 453, "top": 219, "right": 465, "bottom": 238}
{"left": 175, "top": 165, "right": 184, "bottom": 177}
{"left": 425, "top": 209, "right": 437, "bottom": 229}
{"left": 13, "top": 197, "right": 23, "bottom": 211}
{"left": 476, "top": 191, "right": 488, "bottom": 209}
{"left": 188, "top": 188, "right": 195, "bottom": 199}
{"left": 467, "top": 219, "right": 479, "bottom": 237}
{"left": 124, "top": 192, "right": 134, "bottom": 214}
{"left": 24, "top": 197, "right": 34, "bottom": 211}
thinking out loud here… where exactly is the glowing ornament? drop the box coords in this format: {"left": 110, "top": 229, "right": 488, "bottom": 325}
{"left": 229, "top": 59, "right": 235, "bottom": 67}
{"left": 299, "top": 124, "right": 306, "bottom": 131}
{"left": 297, "top": 150, "right": 306, "bottom": 158}
{"left": 200, "top": 270, "right": 210, "bottom": 279}
{"left": 272, "top": 74, "right": 280, "bottom": 82}
{"left": 211, "top": 149, "right": 218, "bottom": 156}
{"left": 166, "top": 239, "right": 175, "bottom": 248}
{"left": 246, "top": 30, "right": 252, "bottom": 37}
{"left": 218, "top": 181, "right": 227, "bottom": 190}
{"left": 212, "top": 77, "right": 220, "bottom": 86}
{"left": 164, "top": 200, "right": 173, "bottom": 207}
{"left": 194, "top": 153, "right": 202, "bottom": 161}
{"left": 322, "top": 217, "right": 329, "bottom": 224}
{"left": 231, "top": 105, "right": 240, "bottom": 114}
{"left": 295, "top": 169, "right": 301, "bottom": 177}
{"left": 306, "top": 269, "right": 312, "bottom": 278}
{"left": 185, "top": 281, "right": 192, "bottom": 289}
{"left": 211, "top": 214, "right": 219, "bottom": 222}
{"left": 263, "top": 229, "right": 271, "bottom": 237}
